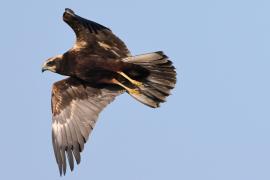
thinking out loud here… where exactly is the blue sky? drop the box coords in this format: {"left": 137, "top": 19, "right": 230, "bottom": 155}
{"left": 1, "top": 0, "right": 270, "bottom": 179}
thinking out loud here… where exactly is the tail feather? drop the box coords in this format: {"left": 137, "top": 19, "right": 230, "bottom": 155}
{"left": 123, "top": 51, "right": 176, "bottom": 108}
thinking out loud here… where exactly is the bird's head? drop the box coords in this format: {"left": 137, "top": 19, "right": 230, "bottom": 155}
{"left": 42, "top": 55, "right": 63, "bottom": 73}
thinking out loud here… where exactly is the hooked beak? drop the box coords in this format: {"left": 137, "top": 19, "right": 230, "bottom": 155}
{"left": 41, "top": 66, "right": 47, "bottom": 73}
{"left": 41, "top": 62, "right": 49, "bottom": 73}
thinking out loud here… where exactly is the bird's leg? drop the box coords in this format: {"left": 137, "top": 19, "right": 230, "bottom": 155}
{"left": 117, "top": 71, "right": 143, "bottom": 87}
{"left": 107, "top": 79, "right": 140, "bottom": 94}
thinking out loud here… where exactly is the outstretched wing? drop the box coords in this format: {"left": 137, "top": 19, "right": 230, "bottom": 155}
{"left": 51, "top": 77, "right": 122, "bottom": 175}
{"left": 63, "top": 8, "right": 131, "bottom": 58}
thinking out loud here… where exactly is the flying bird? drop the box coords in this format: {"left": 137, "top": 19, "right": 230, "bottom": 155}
{"left": 42, "top": 8, "right": 177, "bottom": 175}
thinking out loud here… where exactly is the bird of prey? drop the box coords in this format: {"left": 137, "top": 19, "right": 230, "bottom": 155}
{"left": 42, "top": 8, "right": 176, "bottom": 175}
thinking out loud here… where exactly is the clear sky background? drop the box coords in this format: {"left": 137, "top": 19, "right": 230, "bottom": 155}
{"left": 0, "top": 0, "right": 269, "bottom": 179}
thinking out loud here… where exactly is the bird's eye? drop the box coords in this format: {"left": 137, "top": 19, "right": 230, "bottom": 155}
{"left": 47, "top": 61, "right": 55, "bottom": 66}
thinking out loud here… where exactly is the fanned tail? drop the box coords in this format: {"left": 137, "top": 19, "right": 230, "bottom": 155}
{"left": 122, "top": 51, "right": 176, "bottom": 108}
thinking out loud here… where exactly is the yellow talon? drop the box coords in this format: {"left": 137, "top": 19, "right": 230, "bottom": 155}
{"left": 109, "top": 78, "right": 140, "bottom": 95}
{"left": 133, "top": 80, "right": 143, "bottom": 87}
{"left": 117, "top": 72, "right": 143, "bottom": 87}
{"left": 128, "top": 88, "right": 140, "bottom": 95}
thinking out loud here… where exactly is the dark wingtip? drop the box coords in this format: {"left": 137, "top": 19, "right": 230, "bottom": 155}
{"left": 59, "top": 166, "right": 62, "bottom": 176}
{"left": 65, "top": 8, "right": 75, "bottom": 15}
{"left": 63, "top": 8, "right": 76, "bottom": 22}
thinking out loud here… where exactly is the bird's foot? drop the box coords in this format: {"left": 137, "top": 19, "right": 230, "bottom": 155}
{"left": 117, "top": 72, "right": 143, "bottom": 87}
{"left": 129, "top": 79, "right": 143, "bottom": 87}
{"left": 128, "top": 88, "right": 140, "bottom": 95}
{"left": 109, "top": 78, "right": 141, "bottom": 94}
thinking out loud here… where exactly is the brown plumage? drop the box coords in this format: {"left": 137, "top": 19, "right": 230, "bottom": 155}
{"left": 42, "top": 8, "right": 176, "bottom": 175}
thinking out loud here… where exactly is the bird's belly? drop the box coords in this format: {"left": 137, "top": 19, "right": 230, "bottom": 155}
{"left": 74, "top": 58, "right": 126, "bottom": 82}
{"left": 76, "top": 67, "right": 118, "bottom": 83}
